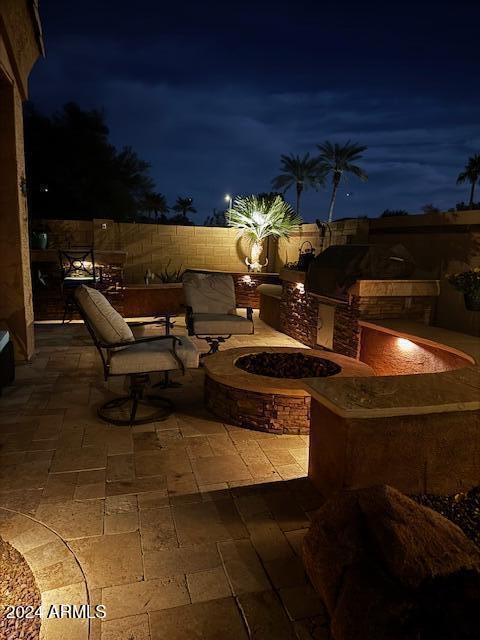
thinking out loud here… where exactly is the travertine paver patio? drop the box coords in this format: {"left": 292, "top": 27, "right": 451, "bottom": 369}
{"left": 0, "top": 314, "right": 331, "bottom": 639}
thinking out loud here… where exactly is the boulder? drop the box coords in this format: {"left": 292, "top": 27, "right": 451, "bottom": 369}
{"left": 303, "top": 485, "right": 480, "bottom": 640}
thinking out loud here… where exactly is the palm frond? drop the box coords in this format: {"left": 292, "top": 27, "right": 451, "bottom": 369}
{"left": 317, "top": 140, "right": 368, "bottom": 181}
{"left": 225, "top": 195, "right": 301, "bottom": 243}
{"left": 271, "top": 152, "right": 323, "bottom": 193}
{"left": 271, "top": 173, "right": 295, "bottom": 191}
{"left": 457, "top": 154, "right": 480, "bottom": 185}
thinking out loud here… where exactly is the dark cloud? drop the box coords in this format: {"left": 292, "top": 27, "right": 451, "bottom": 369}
{"left": 30, "top": 0, "right": 480, "bottom": 221}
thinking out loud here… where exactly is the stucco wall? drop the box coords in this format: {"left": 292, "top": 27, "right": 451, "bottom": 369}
{"left": 359, "top": 326, "right": 471, "bottom": 375}
{"left": 0, "top": 1, "right": 42, "bottom": 359}
{"left": 0, "top": 0, "right": 42, "bottom": 97}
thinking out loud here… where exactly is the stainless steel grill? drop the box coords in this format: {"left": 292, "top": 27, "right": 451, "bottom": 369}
{"left": 304, "top": 244, "right": 415, "bottom": 300}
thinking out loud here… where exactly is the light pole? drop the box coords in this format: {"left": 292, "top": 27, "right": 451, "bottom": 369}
{"left": 224, "top": 194, "right": 233, "bottom": 209}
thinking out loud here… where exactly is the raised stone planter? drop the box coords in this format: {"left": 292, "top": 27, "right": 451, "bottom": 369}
{"left": 204, "top": 347, "right": 373, "bottom": 434}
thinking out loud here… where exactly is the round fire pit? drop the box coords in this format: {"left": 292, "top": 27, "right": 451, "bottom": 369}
{"left": 204, "top": 347, "right": 374, "bottom": 435}
{"left": 236, "top": 351, "right": 342, "bottom": 378}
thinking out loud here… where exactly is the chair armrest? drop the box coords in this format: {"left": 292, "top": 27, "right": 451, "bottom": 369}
{"left": 99, "top": 335, "right": 182, "bottom": 349}
{"left": 127, "top": 317, "right": 174, "bottom": 328}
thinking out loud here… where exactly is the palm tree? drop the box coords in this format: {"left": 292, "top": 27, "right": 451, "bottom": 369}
{"left": 141, "top": 192, "right": 169, "bottom": 223}
{"left": 226, "top": 194, "right": 301, "bottom": 272}
{"left": 173, "top": 196, "right": 197, "bottom": 219}
{"left": 271, "top": 153, "right": 324, "bottom": 215}
{"left": 317, "top": 141, "right": 368, "bottom": 223}
{"left": 457, "top": 154, "right": 480, "bottom": 206}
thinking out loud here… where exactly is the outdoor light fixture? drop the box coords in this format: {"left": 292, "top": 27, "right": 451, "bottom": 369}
{"left": 225, "top": 194, "right": 233, "bottom": 209}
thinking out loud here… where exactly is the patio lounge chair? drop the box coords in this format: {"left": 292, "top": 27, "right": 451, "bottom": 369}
{"left": 183, "top": 271, "right": 254, "bottom": 354}
{"left": 74, "top": 285, "right": 199, "bottom": 425}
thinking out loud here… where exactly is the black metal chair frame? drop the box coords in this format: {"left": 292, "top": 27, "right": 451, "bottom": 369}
{"left": 185, "top": 305, "right": 254, "bottom": 355}
{"left": 59, "top": 249, "right": 100, "bottom": 323}
{"left": 76, "top": 300, "right": 185, "bottom": 426}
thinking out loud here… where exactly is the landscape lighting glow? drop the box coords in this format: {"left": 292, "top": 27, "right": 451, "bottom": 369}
{"left": 396, "top": 337, "right": 416, "bottom": 351}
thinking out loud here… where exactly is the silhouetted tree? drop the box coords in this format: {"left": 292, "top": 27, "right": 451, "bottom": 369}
{"left": 421, "top": 203, "right": 441, "bottom": 214}
{"left": 172, "top": 197, "right": 196, "bottom": 224}
{"left": 141, "top": 192, "right": 169, "bottom": 223}
{"left": 380, "top": 209, "right": 409, "bottom": 217}
{"left": 457, "top": 154, "right": 480, "bottom": 206}
{"left": 271, "top": 153, "right": 323, "bottom": 216}
{"left": 24, "top": 102, "right": 155, "bottom": 221}
{"left": 317, "top": 141, "right": 368, "bottom": 223}
{"left": 204, "top": 209, "right": 227, "bottom": 227}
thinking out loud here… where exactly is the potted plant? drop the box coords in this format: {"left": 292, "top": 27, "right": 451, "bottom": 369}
{"left": 447, "top": 268, "right": 480, "bottom": 311}
{"left": 31, "top": 220, "right": 50, "bottom": 250}
{"left": 226, "top": 195, "right": 301, "bottom": 272}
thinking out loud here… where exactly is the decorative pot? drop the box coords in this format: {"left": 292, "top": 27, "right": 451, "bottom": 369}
{"left": 245, "top": 240, "right": 268, "bottom": 273}
{"left": 31, "top": 231, "right": 48, "bottom": 250}
{"left": 464, "top": 290, "right": 480, "bottom": 311}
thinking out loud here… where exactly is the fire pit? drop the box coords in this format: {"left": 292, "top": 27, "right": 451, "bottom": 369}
{"left": 236, "top": 351, "right": 341, "bottom": 378}
{"left": 204, "top": 347, "right": 373, "bottom": 434}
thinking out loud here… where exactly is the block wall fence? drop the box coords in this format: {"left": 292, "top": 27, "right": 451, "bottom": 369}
{"left": 35, "top": 211, "right": 480, "bottom": 336}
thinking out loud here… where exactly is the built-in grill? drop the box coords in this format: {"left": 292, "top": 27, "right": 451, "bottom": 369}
{"left": 304, "top": 244, "right": 415, "bottom": 301}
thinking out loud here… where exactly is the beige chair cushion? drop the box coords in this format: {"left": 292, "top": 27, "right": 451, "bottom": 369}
{"left": 75, "top": 285, "right": 134, "bottom": 345}
{"left": 192, "top": 313, "right": 254, "bottom": 336}
{"left": 109, "top": 336, "right": 199, "bottom": 375}
{"left": 183, "top": 272, "right": 236, "bottom": 314}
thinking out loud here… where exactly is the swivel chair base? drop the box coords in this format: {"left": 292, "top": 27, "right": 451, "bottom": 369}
{"left": 98, "top": 374, "right": 174, "bottom": 426}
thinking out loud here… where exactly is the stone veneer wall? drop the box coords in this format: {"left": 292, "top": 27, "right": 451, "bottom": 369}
{"left": 279, "top": 282, "right": 319, "bottom": 347}
{"left": 233, "top": 273, "right": 279, "bottom": 308}
{"left": 333, "top": 295, "right": 436, "bottom": 359}
{"left": 205, "top": 376, "right": 310, "bottom": 435}
{"left": 278, "top": 283, "right": 437, "bottom": 359}
{"left": 332, "top": 301, "right": 361, "bottom": 358}
{"left": 357, "top": 295, "right": 435, "bottom": 323}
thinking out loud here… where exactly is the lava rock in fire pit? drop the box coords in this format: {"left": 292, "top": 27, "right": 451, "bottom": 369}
{"left": 235, "top": 351, "right": 341, "bottom": 378}
{"left": 411, "top": 486, "right": 480, "bottom": 548}
{"left": 303, "top": 485, "right": 480, "bottom": 640}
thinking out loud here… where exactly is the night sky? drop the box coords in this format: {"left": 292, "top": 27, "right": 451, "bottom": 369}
{"left": 30, "top": 0, "right": 480, "bottom": 222}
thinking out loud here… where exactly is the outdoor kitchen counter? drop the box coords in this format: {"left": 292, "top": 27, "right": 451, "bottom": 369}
{"left": 305, "top": 321, "right": 479, "bottom": 419}
{"left": 305, "top": 365, "right": 479, "bottom": 419}
{"left": 306, "top": 321, "right": 479, "bottom": 496}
